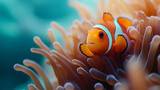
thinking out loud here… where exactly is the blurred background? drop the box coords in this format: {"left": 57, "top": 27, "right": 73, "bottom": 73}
{"left": 0, "top": 0, "right": 96, "bottom": 89}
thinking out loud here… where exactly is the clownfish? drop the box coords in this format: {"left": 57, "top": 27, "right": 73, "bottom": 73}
{"left": 79, "top": 12, "right": 132, "bottom": 58}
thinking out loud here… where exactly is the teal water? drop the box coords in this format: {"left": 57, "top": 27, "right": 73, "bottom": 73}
{"left": 0, "top": 0, "right": 97, "bottom": 89}
{"left": 0, "top": 0, "right": 79, "bottom": 89}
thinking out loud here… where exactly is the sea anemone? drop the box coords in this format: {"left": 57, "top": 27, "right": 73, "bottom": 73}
{"left": 14, "top": 0, "right": 160, "bottom": 90}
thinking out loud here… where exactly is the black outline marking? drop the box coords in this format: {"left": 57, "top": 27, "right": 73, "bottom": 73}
{"left": 79, "top": 43, "right": 93, "bottom": 58}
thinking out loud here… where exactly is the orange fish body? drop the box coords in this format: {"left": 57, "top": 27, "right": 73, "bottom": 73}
{"left": 80, "top": 12, "right": 132, "bottom": 57}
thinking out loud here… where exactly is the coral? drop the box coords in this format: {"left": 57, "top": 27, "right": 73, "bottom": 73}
{"left": 14, "top": 0, "right": 160, "bottom": 90}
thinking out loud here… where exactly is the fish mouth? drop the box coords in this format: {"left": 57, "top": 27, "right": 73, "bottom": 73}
{"left": 87, "top": 42, "right": 96, "bottom": 46}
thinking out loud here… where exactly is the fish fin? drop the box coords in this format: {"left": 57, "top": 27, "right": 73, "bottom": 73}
{"left": 117, "top": 17, "right": 132, "bottom": 29}
{"left": 113, "top": 35, "right": 128, "bottom": 54}
{"left": 103, "top": 12, "right": 114, "bottom": 22}
{"left": 79, "top": 43, "right": 94, "bottom": 58}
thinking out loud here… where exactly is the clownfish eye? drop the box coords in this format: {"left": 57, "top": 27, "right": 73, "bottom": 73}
{"left": 99, "top": 32, "right": 104, "bottom": 39}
